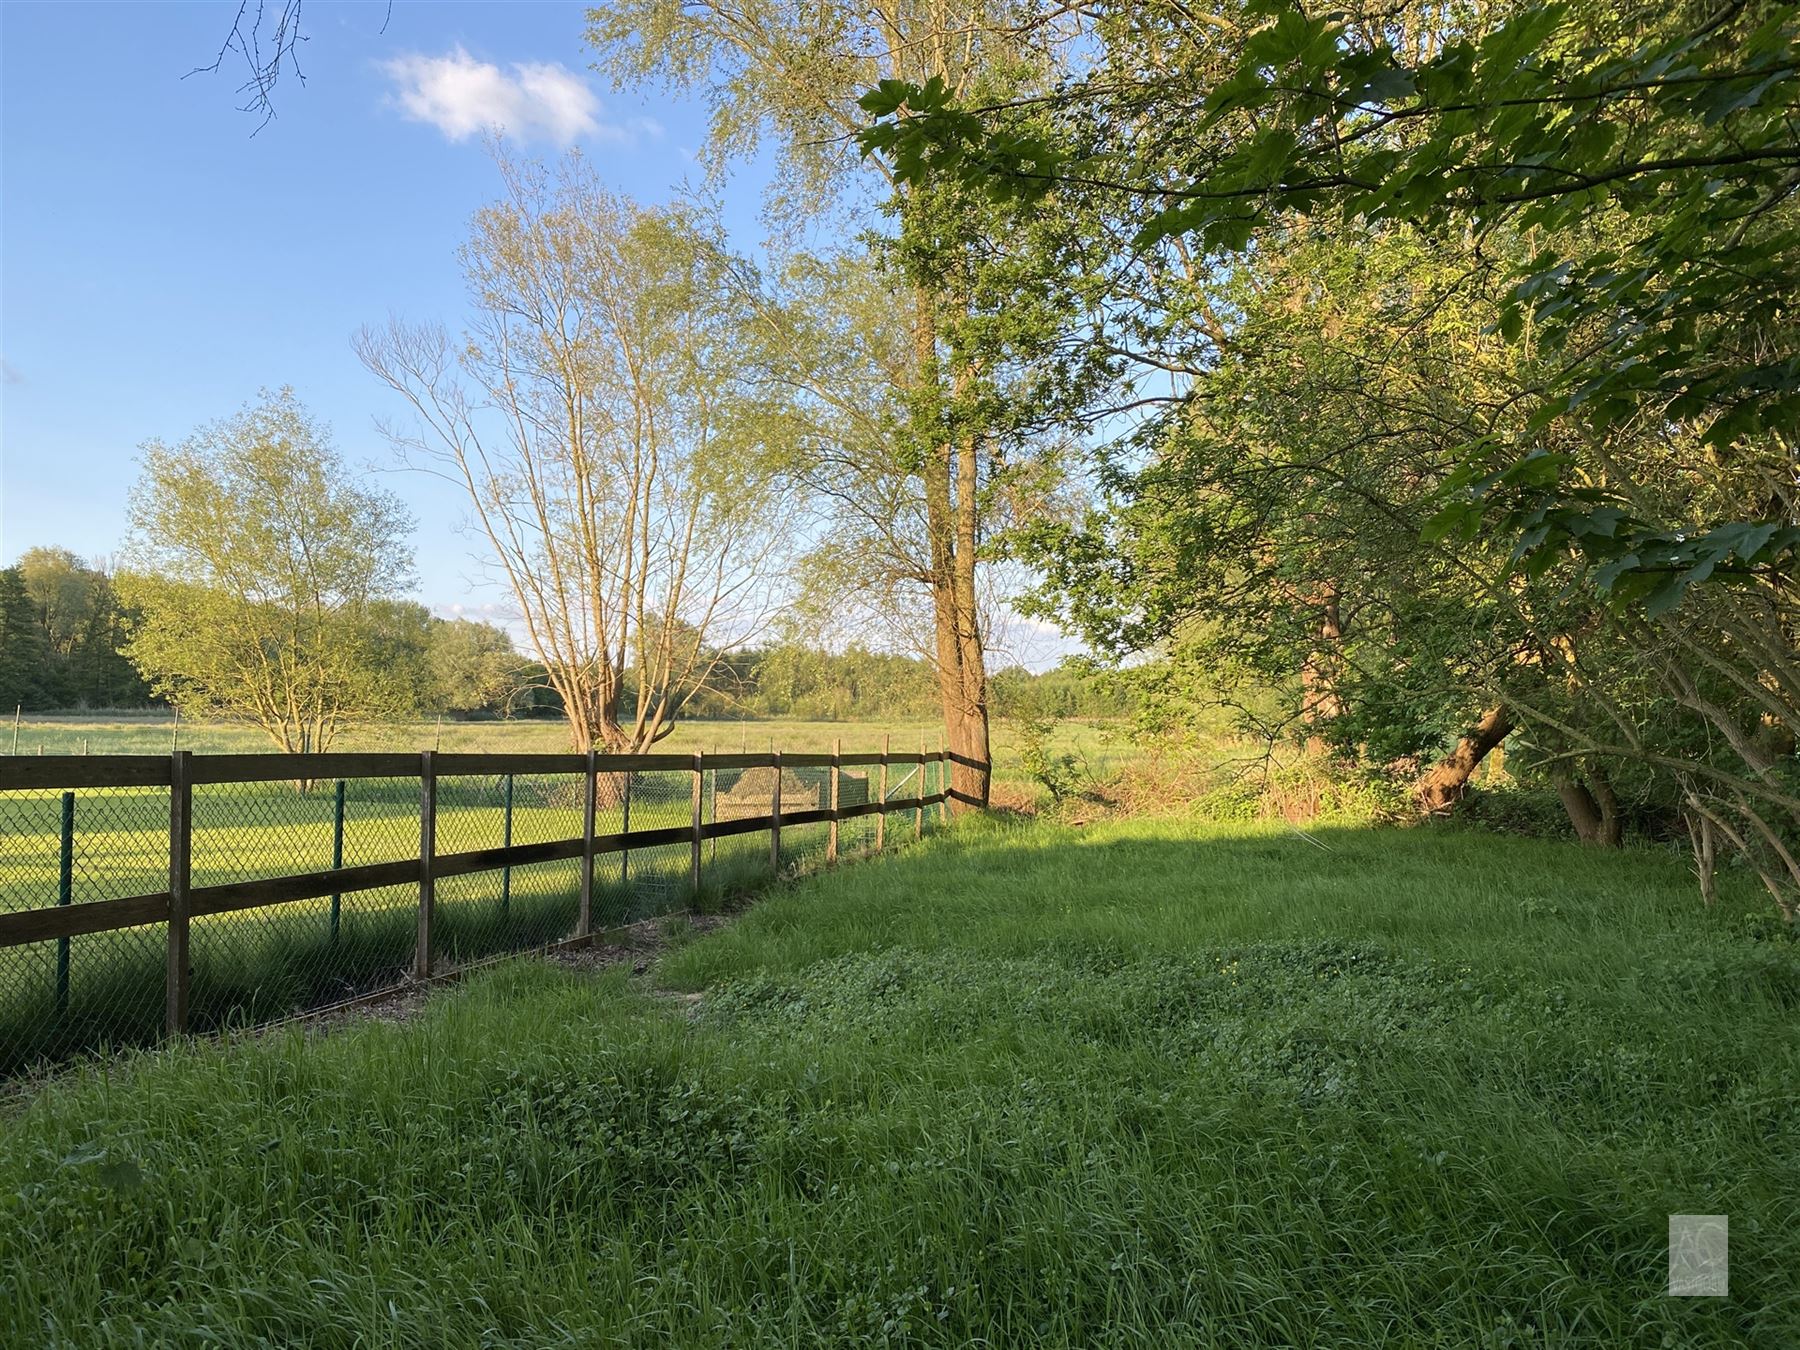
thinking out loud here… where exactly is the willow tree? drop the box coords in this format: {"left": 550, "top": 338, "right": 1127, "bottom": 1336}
{"left": 358, "top": 153, "right": 791, "bottom": 755}
{"left": 587, "top": 0, "right": 1088, "bottom": 809}
{"left": 119, "top": 389, "right": 417, "bottom": 754}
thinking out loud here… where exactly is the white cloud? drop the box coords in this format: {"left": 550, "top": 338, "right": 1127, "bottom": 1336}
{"left": 383, "top": 48, "right": 620, "bottom": 146}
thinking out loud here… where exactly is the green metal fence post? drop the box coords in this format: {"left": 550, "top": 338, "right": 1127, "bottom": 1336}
{"left": 579, "top": 751, "right": 597, "bottom": 936}
{"left": 55, "top": 790, "right": 73, "bottom": 1017}
{"left": 689, "top": 750, "right": 704, "bottom": 908}
{"left": 620, "top": 768, "right": 633, "bottom": 892}
{"left": 916, "top": 733, "right": 926, "bottom": 839}
{"left": 329, "top": 779, "right": 346, "bottom": 944}
{"left": 500, "top": 772, "right": 514, "bottom": 916}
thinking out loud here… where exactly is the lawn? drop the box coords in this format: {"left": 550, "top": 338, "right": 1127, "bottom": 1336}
{"left": 2, "top": 815, "right": 1794, "bottom": 1346}
{"left": 1, "top": 713, "right": 1137, "bottom": 796}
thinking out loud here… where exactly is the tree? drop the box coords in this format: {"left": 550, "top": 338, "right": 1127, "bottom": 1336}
{"left": 8, "top": 548, "right": 151, "bottom": 709}
{"left": 359, "top": 152, "right": 793, "bottom": 755}
{"left": 0, "top": 567, "right": 51, "bottom": 714}
{"left": 865, "top": 0, "right": 1800, "bottom": 911}
{"left": 17, "top": 547, "right": 96, "bottom": 657}
{"left": 864, "top": 0, "right": 1800, "bottom": 599}
{"left": 588, "top": 0, "right": 1092, "bottom": 810}
{"left": 427, "top": 618, "right": 522, "bottom": 717}
{"left": 118, "top": 389, "right": 417, "bottom": 754}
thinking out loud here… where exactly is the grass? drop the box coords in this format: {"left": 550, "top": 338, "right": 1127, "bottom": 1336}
{"left": 0, "top": 711, "right": 1128, "bottom": 1067}
{"left": 2, "top": 712, "right": 1136, "bottom": 791}
{"left": 1, "top": 814, "right": 1794, "bottom": 1346}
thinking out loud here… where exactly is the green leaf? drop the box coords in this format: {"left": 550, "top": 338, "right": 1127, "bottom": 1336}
{"left": 96, "top": 1158, "right": 144, "bottom": 1193}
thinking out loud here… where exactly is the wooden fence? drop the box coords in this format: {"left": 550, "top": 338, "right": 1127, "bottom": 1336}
{"left": 0, "top": 742, "right": 953, "bottom": 1043}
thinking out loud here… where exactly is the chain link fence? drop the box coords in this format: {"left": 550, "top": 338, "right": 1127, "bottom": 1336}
{"left": 0, "top": 781, "right": 167, "bottom": 1071}
{"left": 0, "top": 745, "right": 952, "bottom": 1075}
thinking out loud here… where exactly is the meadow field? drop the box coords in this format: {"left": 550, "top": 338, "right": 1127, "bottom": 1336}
{"left": 0, "top": 813, "right": 1792, "bottom": 1345}
{"left": 1, "top": 713, "right": 1138, "bottom": 794}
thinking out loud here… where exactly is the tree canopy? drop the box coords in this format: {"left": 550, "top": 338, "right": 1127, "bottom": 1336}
{"left": 118, "top": 389, "right": 419, "bottom": 754}
{"left": 856, "top": 0, "right": 1800, "bottom": 914}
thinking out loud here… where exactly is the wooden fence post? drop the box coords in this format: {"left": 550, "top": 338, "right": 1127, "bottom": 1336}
{"left": 166, "top": 748, "right": 192, "bottom": 1035}
{"left": 827, "top": 737, "right": 841, "bottom": 864}
{"left": 769, "top": 750, "right": 783, "bottom": 873}
{"left": 579, "top": 749, "right": 597, "bottom": 938}
{"left": 940, "top": 735, "right": 951, "bottom": 823}
{"left": 876, "top": 733, "right": 889, "bottom": 853}
{"left": 414, "top": 749, "right": 436, "bottom": 980}
{"left": 690, "top": 750, "right": 704, "bottom": 906}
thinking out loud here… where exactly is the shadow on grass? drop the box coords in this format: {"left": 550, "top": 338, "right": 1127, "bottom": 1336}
{"left": 0, "top": 824, "right": 911, "bottom": 1077}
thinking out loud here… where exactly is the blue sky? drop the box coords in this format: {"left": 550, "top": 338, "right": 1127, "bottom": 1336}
{"left": 0, "top": 1, "right": 766, "bottom": 625}
{"left": 0, "top": 1, "right": 1076, "bottom": 669}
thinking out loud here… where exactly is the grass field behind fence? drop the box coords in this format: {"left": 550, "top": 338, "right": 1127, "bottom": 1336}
{"left": 0, "top": 815, "right": 1793, "bottom": 1345}
{"left": 0, "top": 742, "right": 943, "bottom": 1075}
{"left": 2, "top": 714, "right": 1134, "bottom": 781}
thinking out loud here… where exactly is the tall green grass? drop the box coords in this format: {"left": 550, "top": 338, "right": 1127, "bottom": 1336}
{"left": 1, "top": 816, "right": 1793, "bottom": 1346}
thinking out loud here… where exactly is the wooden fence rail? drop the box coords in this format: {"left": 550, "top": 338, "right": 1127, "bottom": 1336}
{"left": 0, "top": 747, "right": 957, "bottom": 1039}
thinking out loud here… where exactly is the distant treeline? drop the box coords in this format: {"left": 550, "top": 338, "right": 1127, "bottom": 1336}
{"left": 687, "top": 645, "right": 1131, "bottom": 722}
{"left": 0, "top": 550, "right": 148, "bottom": 710}
{"left": 0, "top": 547, "right": 1127, "bottom": 723}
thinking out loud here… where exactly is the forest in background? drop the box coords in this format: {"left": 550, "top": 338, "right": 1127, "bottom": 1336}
{"left": 0, "top": 546, "right": 1124, "bottom": 725}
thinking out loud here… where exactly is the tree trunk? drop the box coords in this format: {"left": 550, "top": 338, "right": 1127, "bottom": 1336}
{"left": 1552, "top": 762, "right": 1623, "bottom": 846}
{"left": 1415, "top": 705, "right": 1512, "bottom": 815}
{"left": 1299, "top": 585, "right": 1344, "bottom": 753}
{"left": 916, "top": 290, "right": 991, "bottom": 813}
{"left": 923, "top": 460, "right": 992, "bottom": 813}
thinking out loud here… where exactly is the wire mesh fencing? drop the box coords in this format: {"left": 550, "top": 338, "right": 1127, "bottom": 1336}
{"left": 0, "top": 779, "right": 168, "bottom": 1072}
{"left": 0, "top": 744, "right": 955, "bottom": 1075}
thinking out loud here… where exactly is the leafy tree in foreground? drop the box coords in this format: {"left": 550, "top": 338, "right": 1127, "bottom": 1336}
{"left": 588, "top": 0, "right": 1099, "bottom": 811}
{"left": 863, "top": 0, "right": 1800, "bottom": 912}
{"left": 119, "top": 389, "right": 417, "bottom": 755}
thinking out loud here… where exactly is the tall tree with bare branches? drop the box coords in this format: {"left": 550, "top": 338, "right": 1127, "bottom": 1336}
{"left": 358, "top": 152, "right": 793, "bottom": 754}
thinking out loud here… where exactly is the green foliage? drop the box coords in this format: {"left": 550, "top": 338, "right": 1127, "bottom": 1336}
{"left": 861, "top": 1, "right": 1800, "bottom": 906}
{"left": 426, "top": 617, "right": 525, "bottom": 716}
{"left": 0, "top": 566, "right": 51, "bottom": 712}
{"left": 741, "top": 643, "right": 938, "bottom": 721}
{"left": 118, "top": 389, "right": 418, "bottom": 752}
{"left": 862, "top": 0, "right": 1800, "bottom": 606}
{"left": 1, "top": 551, "right": 149, "bottom": 710}
{"left": 990, "top": 659, "right": 1127, "bottom": 804}
{"left": 2, "top": 817, "right": 1793, "bottom": 1344}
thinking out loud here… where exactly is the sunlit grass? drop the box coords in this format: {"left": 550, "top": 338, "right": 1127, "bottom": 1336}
{"left": 3, "top": 713, "right": 1140, "bottom": 795}
{"left": 2, "top": 814, "right": 1793, "bottom": 1345}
